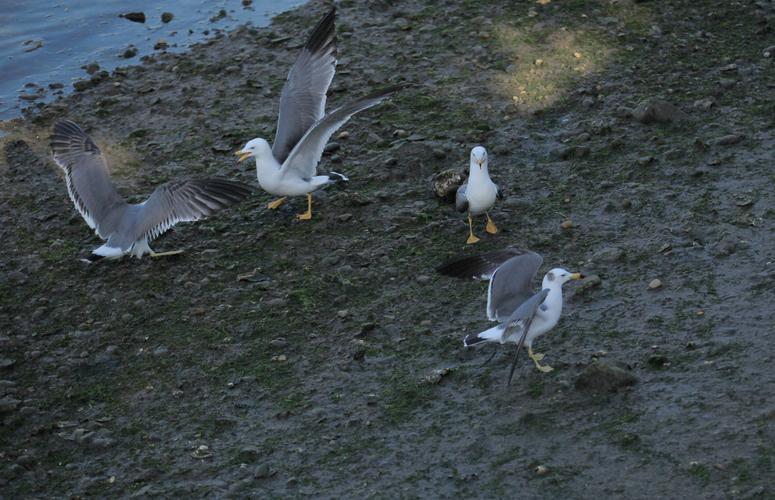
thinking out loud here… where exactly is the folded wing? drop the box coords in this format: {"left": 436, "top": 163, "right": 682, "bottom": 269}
{"left": 504, "top": 288, "right": 550, "bottom": 385}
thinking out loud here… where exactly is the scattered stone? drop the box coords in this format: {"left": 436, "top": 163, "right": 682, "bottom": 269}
{"left": 648, "top": 279, "right": 662, "bottom": 289}
{"left": 337, "top": 131, "right": 349, "bottom": 140}
{"left": 575, "top": 274, "right": 602, "bottom": 294}
{"left": 647, "top": 354, "right": 670, "bottom": 368}
{"left": 337, "top": 309, "right": 349, "bottom": 318}
{"left": 0, "top": 396, "right": 20, "bottom": 413}
{"left": 73, "top": 80, "right": 91, "bottom": 91}
{"left": 237, "top": 446, "right": 260, "bottom": 463}
{"left": 161, "top": 12, "right": 174, "bottom": 23}
{"left": 120, "top": 12, "right": 146, "bottom": 23}
{"left": 337, "top": 213, "right": 353, "bottom": 222}
{"left": 416, "top": 275, "right": 431, "bottom": 284}
{"left": 191, "top": 445, "right": 212, "bottom": 459}
{"left": 592, "top": 246, "right": 624, "bottom": 263}
{"left": 575, "top": 362, "right": 637, "bottom": 392}
{"left": 714, "top": 235, "right": 738, "bottom": 257}
{"left": 122, "top": 46, "right": 138, "bottom": 58}
{"left": 713, "top": 134, "right": 744, "bottom": 146}
{"left": 0, "top": 358, "right": 15, "bottom": 370}
{"left": 154, "top": 39, "right": 169, "bottom": 51}
{"left": 431, "top": 168, "right": 466, "bottom": 202}
{"left": 253, "top": 463, "right": 271, "bottom": 479}
{"left": 324, "top": 142, "right": 340, "bottom": 153}
{"left": 422, "top": 367, "right": 453, "bottom": 384}
{"left": 636, "top": 155, "right": 656, "bottom": 167}
{"left": 85, "top": 62, "right": 100, "bottom": 75}
{"left": 718, "top": 78, "right": 736, "bottom": 89}
{"left": 764, "top": 46, "right": 775, "bottom": 58}
{"left": 693, "top": 98, "right": 715, "bottom": 110}
{"left": 631, "top": 98, "right": 688, "bottom": 124}
{"left": 560, "top": 220, "right": 574, "bottom": 230}
{"left": 534, "top": 465, "right": 550, "bottom": 476}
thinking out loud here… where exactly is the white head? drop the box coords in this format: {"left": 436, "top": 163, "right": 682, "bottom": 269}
{"left": 542, "top": 268, "right": 583, "bottom": 288}
{"left": 469, "top": 146, "right": 488, "bottom": 171}
{"left": 235, "top": 138, "right": 272, "bottom": 163}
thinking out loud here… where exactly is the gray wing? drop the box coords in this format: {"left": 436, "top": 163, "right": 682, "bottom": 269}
{"left": 487, "top": 251, "right": 543, "bottom": 321}
{"left": 111, "top": 179, "right": 253, "bottom": 250}
{"left": 455, "top": 183, "right": 468, "bottom": 212}
{"left": 272, "top": 8, "right": 337, "bottom": 164}
{"left": 504, "top": 288, "right": 550, "bottom": 385}
{"left": 279, "top": 84, "right": 404, "bottom": 180}
{"left": 436, "top": 248, "right": 543, "bottom": 321}
{"left": 50, "top": 120, "right": 127, "bottom": 239}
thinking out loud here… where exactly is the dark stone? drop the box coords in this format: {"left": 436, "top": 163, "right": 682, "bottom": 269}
{"left": 161, "top": 12, "right": 174, "bottom": 23}
{"left": 632, "top": 98, "right": 689, "bottom": 124}
{"left": 575, "top": 362, "right": 637, "bottom": 392}
{"left": 120, "top": 12, "right": 145, "bottom": 23}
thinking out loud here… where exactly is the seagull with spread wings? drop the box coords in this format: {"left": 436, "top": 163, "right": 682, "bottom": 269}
{"left": 437, "top": 248, "right": 583, "bottom": 383}
{"left": 235, "top": 7, "right": 403, "bottom": 220}
{"left": 51, "top": 120, "right": 252, "bottom": 262}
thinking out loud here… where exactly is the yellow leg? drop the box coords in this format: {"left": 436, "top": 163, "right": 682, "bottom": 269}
{"left": 267, "top": 197, "right": 287, "bottom": 209}
{"left": 296, "top": 193, "right": 313, "bottom": 220}
{"left": 485, "top": 212, "right": 498, "bottom": 234}
{"left": 466, "top": 213, "right": 480, "bottom": 244}
{"left": 150, "top": 250, "right": 184, "bottom": 258}
{"left": 528, "top": 346, "right": 553, "bottom": 373}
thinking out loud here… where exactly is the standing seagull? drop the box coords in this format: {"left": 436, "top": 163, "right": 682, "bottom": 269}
{"left": 437, "top": 248, "right": 582, "bottom": 383}
{"left": 235, "top": 8, "right": 403, "bottom": 220}
{"left": 456, "top": 146, "right": 500, "bottom": 244}
{"left": 51, "top": 120, "right": 252, "bottom": 261}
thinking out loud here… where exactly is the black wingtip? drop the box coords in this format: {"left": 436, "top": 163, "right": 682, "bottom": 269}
{"left": 463, "top": 334, "right": 486, "bottom": 347}
{"left": 305, "top": 6, "right": 336, "bottom": 53}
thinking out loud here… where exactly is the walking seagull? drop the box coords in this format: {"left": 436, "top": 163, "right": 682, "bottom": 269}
{"left": 51, "top": 120, "right": 252, "bottom": 261}
{"left": 235, "top": 7, "right": 403, "bottom": 220}
{"left": 437, "top": 248, "right": 583, "bottom": 384}
{"left": 455, "top": 146, "right": 500, "bottom": 244}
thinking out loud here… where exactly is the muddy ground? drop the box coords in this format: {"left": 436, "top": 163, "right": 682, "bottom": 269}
{"left": 2, "top": 0, "right": 775, "bottom": 497}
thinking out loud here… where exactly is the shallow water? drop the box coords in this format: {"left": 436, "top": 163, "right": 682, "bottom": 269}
{"left": 0, "top": 0, "right": 302, "bottom": 120}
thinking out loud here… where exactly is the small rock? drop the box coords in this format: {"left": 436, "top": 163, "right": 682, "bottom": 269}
{"left": 154, "top": 39, "right": 169, "bottom": 51}
{"left": 575, "top": 274, "right": 602, "bottom": 294}
{"left": 237, "top": 446, "right": 260, "bottom": 463}
{"left": 422, "top": 367, "right": 453, "bottom": 384}
{"left": 714, "top": 235, "right": 737, "bottom": 257}
{"left": 575, "top": 362, "right": 637, "bottom": 392}
{"left": 718, "top": 78, "right": 736, "bottom": 89}
{"left": 648, "top": 278, "right": 662, "bottom": 289}
{"left": 693, "top": 98, "right": 715, "bottom": 110}
{"left": 592, "top": 246, "right": 624, "bottom": 262}
{"left": 646, "top": 354, "right": 669, "bottom": 368}
{"left": 337, "top": 131, "right": 349, "bottom": 140}
{"left": 337, "top": 213, "right": 353, "bottom": 222}
{"left": 0, "top": 396, "right": 21, "bottom": 413}
{"left": 324, "top": 142, "right": 340, "bottom": 153}
{"left": 253, "top": 463, "right": 271, "bottom": 479}
{"left": 122, "top": 46, "right": 138, "bottom": 58}
{"left": 393, "top": 129, "right": 409, "bottom": 138}
{"left": 161, "top": 12, "right": 174, "bottom": 23}
{"left": 22, "top": 39, "right": 44, "bottom": 52}
{"left": 337, "top": 309, "right": 349, "bottom": 318}
{"left": 534, "top": 465, "right": 550, "bottom": 476}
{"left": 636, "top": 155, "right": 656, "bottom": 166}
{"left": 713, "top": 134, "right": 744, "bottom": 146}
{"left": 73, "top": 80, "right": 91, "bottom": 91}
{"left": 764, "top": 45, "right": 775, "bottom": 58}
{"left": 0, "top": 358, "right": 15, "bottom": 370}
{"left": 120, "top": 12, "right": 146, "bottom": 23}
{"left": 416, "top": 275, "right": 431, "bottom": 284}
{"left": 560, "top": 220, "right": 574, "bottom": 230}
{"left": 431, "top": 168, "right": 466, "bottom": 202}
{"left": 631, "top": 98, "right": 688, "bottom": 124}
{"left": 85, "top": 62, "right": 100, "bottom": 75}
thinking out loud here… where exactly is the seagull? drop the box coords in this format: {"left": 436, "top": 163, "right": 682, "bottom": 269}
{"left": 235, "top": 7, "right": 403, "bottom": 220}
{"left": 50, "top": 120, "right": 252, "bottom": 261}
{"left": 455, "top": 146, "right": 501, "bottom": 244}
{"left": 437, "top": 248, "right": 583, "bottom": 383}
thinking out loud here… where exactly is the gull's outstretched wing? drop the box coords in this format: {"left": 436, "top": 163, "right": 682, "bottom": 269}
{"left": 50, "top": 120, "right": 128, "bottom": 239}
{"left": 504, "top": 288, "right": 550, "bottom": 385}
{"left": 110, "top": 179, "right": 253, "bottom": 250}
{"left": 279, "top": 84, "right": 404, "bottom": 180}
{"left": 436, "top": 248, "right": 543, "bottom": 321}
{"left": 455, "top": 184, "right": 469, "bottom": 212}
{"left": 272, "top": 8, "right": 337, "bottom": 164}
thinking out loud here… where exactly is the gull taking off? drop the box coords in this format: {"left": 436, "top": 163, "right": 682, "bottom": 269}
{"left": 236, "top": 8, "right": 403, "bottom": 220}
{"left": 455, "top": 146, "right": 500, "bottom": 244}
{"left": 437, "top": 248, "right": 582, "bottom": 383}
{"left": 51, "top": 120, "right": 252, "bottom": 261}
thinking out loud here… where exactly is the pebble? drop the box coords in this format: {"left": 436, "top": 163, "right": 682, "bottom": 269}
{"left": 560, "top": 220, "right": 574, "bottom": 230}
{"left": 416, "top": 275, "right": 431, "bottom": 284}
{"left": 161, "top": 12, "right": 174, "bottom": 23}
{"left": 0, "top": 358, "right": 15, "bottom": 370}
{"left": 120, "top": 12, "right": 146, "bottom": 23}
{"left": 713, "top": 134, "right": 744, "bottom": 146}
{"left": 324, "top": 142, "right": 340, "bottom": 153}
{"left": 337, "top": 131, "right": 349, "bottom": 140}
{"left": 254, "top": 463, "right": 271, "bottom": 479}
{"left": 337, "top": 309, "right": 349, "bottom": 318}
{"left": 154, "top": 39, "right": 169, "bottom": 51}
{"left": 0, "top": 396, "right": 21, "bottom": 413}
{"left": 575, "top": 362, "right": 638, "bottom": 392}
{"left": 631, "top": 98, "right": 688, "bottom": 124}
{"left": 122, "top": 46, "right": 138, "bottom": 58}
{"left": 535, "top": 465, "right": 550, "bottom": 476}
{"left": 648, "top": 279, "right": 662, "bottom": 289}
{"left": 764, "top": 46, "right": 775, "bottom": 58}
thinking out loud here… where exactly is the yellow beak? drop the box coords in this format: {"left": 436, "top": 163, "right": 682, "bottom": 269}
{"left": 570, "top": 272, "right": 583, "bottom": 280}
{"left": 235, "top": 150, "right": 252, "bottom": 163}
{"left": 476, "top": 159, "right": 484, "bottom": 169}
